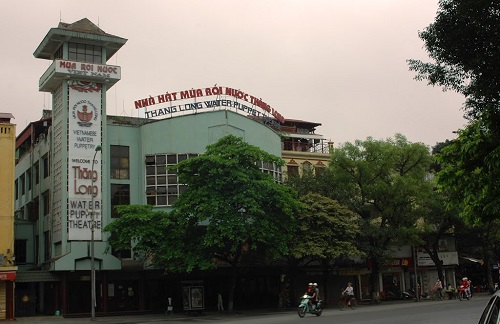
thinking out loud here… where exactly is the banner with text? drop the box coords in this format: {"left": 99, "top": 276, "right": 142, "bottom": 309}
{"left": 68, "top": 81, "right": 102, "bottom": 241}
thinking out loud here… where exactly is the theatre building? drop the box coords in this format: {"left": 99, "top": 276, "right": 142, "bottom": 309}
{"left": 13, "top": 18, "right": 333, "bottom": 317}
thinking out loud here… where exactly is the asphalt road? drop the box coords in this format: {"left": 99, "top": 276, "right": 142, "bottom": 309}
{"left": 173, "top": 295, "right": 489, "bottom": 324}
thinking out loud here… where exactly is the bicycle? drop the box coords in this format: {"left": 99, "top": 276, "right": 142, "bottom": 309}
{"left": 338, "top": 293, "right": 357, "bottom": 310}
{"left": 431, "top": 288, "right": 444, "bottom": 301}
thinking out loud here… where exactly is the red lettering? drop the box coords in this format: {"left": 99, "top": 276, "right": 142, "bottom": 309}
{"left": 135, "top": 99, "right": 151, "bottom": 109}
{"left": 97, "top": 65, "right": 117, "bottom": 74}
{"left": 81, "top": 64, "right": 93, "bottom": 71}
{"left": 60, "top": 61, "right": 76, "bottom": 69}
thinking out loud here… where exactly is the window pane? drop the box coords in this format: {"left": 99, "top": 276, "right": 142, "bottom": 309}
{"left": 145, "top": 156, "right": 155, "bottom": 165}
{"left": 167, "top": 155, "right": 177, "bottom": 165}
{"left": 156, "top": 155, "right": 166, "bottom": 165}
{"left": 167, "top": 175, "right": 177, "bottom": 184}
{"left": 157, "top": 196, "right": 167, "bottom": 205}
{"left": 168, "top": 195, "right": 178, "bottom": 205}
{"left": 156, "top": 165, "right": 166, "bottom": 174}
{"left": 146, "top": 176, "right": 156, "bottom": 185}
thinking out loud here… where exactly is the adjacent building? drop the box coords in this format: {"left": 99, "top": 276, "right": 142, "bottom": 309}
{"left": 0, "top": 113, "right": 16, "bottom": 320}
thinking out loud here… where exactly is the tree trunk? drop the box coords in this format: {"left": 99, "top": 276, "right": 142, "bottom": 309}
{"left": 227, "top": 268, "right": 238, "bottom": 312}
{"left": 370, "top": 260, "right": 381, "bottom": 302}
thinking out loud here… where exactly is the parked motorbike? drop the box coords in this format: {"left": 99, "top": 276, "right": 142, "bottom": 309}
{"left": 297, "top": 295, "right": 323, "bottom": 317}
{"left": 458, "top": 285, "right": 471, "bottom": 301}
{"left": 402, "top": 289, "right": 416, "bottom": 300}
{"left": 382, "top": 290, "right": 403, "bottom": 300}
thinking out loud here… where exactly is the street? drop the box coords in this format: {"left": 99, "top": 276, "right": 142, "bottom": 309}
{"left": 199, "top": 296, "right": 486, "bottom": 324}
{"left": 15, "top": 294, "right": 489, "bottom": 324}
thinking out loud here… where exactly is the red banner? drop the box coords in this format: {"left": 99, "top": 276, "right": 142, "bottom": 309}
{"left": 0, "top": 271, "right": 16, "bottom": 281}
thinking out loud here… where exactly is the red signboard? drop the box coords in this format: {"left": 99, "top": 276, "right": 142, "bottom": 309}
{"left": 0, "top": 271, "right": 16, "bottom": 281}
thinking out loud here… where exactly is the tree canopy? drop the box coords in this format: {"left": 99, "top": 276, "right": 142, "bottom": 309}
{"left": 409, "top": 0, "right": 500, "bottom": 237}
{"left": 407, "top": 0, "right": 500, "bottom": 123}
{"left": 436, "top": 122, "right": 500, "bottom": 224}
{"left": 328, "top": 134, "right": 433, "bottom": 296}
{"left": 288, "top": 193, "right": 361, "bottom": 262}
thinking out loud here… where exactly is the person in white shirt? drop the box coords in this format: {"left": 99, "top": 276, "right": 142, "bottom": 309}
{"left": 342, "top": 282, "right": 354, "bottom": 306}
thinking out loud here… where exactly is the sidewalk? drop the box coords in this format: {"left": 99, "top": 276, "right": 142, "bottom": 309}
{"left": 13, "top": 309, "right": 285, "bottom": 323}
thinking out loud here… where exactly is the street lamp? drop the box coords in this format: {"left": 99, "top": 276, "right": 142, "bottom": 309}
{"left": 90, "top": 145, "right": 101, "bottom": 320}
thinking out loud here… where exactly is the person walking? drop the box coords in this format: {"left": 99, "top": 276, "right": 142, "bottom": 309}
{"left": 217, "top": 292, "right": 224, "bottom": 311}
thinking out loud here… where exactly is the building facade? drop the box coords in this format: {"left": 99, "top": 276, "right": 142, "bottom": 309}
{"left": 13, "top": 18, "right": 294, "bottom": 317}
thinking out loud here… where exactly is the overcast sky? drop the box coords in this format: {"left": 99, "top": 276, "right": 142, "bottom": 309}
{"left": 1, "top": 0, "right": 466, "bottom": 148}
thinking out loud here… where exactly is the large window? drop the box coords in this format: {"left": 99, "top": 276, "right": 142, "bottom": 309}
{"left": 68, "top": 42, "right": 102, "bottom": 64}
{"left": 20, "top": 174, "right": 25, "bottom": 196}
{"left": 42, "top": 154, "right": 50, "bottom": 179}
{"left": 145, "top": 153, "right": 282, "bottom": 206}
{"left": 110, "top": 146, "right": 129, "bottom": 180}
{"left": 42, "top": 191, "right": 50, "bottom": 217}
{"left": 258, "top": 161, "right": 283, "bottom": 183}
{"left": 287, "top": 165, "right": 299, "bottom": 177}
{"left": 27, "top": 168, "right": 32, "bottom": 191}
{"left": 34, "top": 161, "right": 39, "bottom": 185}
{"left": 145, "top": 153, "right": 198, "bottom": 206}
{"left": 14, "top": 240, "right": 27, "bottom": 264}
{"left": 44, "top": 231, "right": 50, "bottom": 262}
{"left": 111, "top": 184, "right": 130, "bottom": 218}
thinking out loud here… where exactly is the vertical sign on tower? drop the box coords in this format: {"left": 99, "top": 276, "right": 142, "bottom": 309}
{"left": 68, "top": 81, "right": 102, "bottom": 241}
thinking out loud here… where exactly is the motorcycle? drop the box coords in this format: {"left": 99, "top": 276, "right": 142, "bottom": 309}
{"left": 402, "top": 288, "right": 416, "bottom": 300}
{"left": 458, "top": 285, "right": 471, "bottom": 301}
{"left": 297, "top": 295, "right": 323, "bottom": 317}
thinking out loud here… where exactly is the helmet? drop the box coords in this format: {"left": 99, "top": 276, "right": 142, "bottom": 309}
{"left": 308, "top": 282, "right": 313, "bottom": 286}
{"left": 462, "top": 277, "right": 467, "bottom": 281}
{"left": 313, "top": 283, "right": 318, "bottom": 286}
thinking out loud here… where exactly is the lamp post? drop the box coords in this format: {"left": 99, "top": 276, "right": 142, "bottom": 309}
{"left": 90, "top": 145, "right": 101, "bottom": 320}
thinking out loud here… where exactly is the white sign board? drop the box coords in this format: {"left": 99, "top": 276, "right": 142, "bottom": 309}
{"left": 68, "top": 81, "right": 102, "bottom": 241}
{"left": 417, "top": 251, "right": 459, "bottom": 266}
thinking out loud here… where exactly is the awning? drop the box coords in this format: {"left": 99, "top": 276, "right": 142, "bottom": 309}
{"left": 459, "top": 256, "right": 484, "bottom": 265}
{"left": 15, "top": 271, "right": 60, "bottom": 283}
{"left": 283, "top": 133, "right": 325, "bottom": 140}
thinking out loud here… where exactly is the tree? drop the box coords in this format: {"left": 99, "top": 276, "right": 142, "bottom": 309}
{"left": 436, "top": 122, "right": 500, "bottom": 225}
{"left": 407, "top": 0, "right": 500, "bottom": 124}
{"left": 435, "top": 124, "right": 500, "bottom": 290}
{"left": 415, "top": 187, "right": 462, "bottom": 285}
{"left": 328, "top": 134, "right": 433, "bottom": 300}
{"left": 408, "top": 1, "right": 500, "bottom": 220}
{"left": 105, "top": 135, "right": 302, "bottom": 311}
{"left": 408, "top": 0, "right": 500, "bottom": 287}
{"left": 287, "top": 193, "right": 362, "bottom": 302}
{"left": 289, "top": 193, "right": 360, "bottom": 261}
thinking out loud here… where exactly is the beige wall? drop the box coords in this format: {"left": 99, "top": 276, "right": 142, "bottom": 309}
{"left": 0, "top": 122, "right": 15, "bottom": 264}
